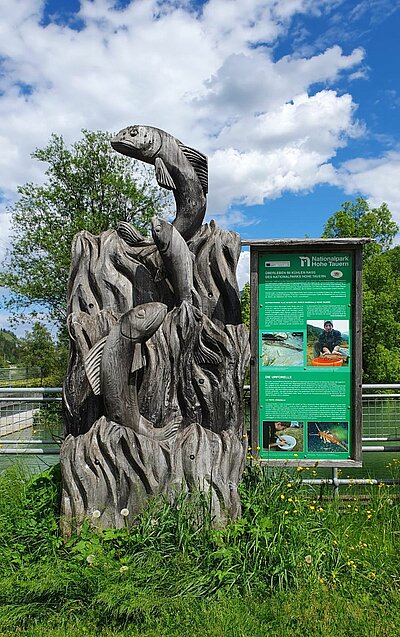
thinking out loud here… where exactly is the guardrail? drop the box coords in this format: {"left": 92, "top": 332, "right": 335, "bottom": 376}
{"left": 0, "top": 387, "right": 62, "bottom": 450}
{"left": 1, "top": 385, "right": 400, "bottom": 495}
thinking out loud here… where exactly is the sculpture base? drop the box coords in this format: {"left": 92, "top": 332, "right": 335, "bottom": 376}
{"left": 60, "top": 416, "right": 245, "bottom": 537}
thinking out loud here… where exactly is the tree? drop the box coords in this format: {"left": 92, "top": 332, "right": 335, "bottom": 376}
{"left": 18, "top": 323, "right": 59, "bottom": 378}
{"left": 322, "top": 197, "right": 398, "bottom": 259}
{"left": 362, "top": 247, "right": 400, "bottom": 383}
{"left": 0, "top": 329, "right": 20, "bottom": 367}
{"left": 0, "top": 129, "right": 169, "bottom": 329}
{"left": 322, "top": 197, "right": 400, "bottom": 382}
{"left": 240, "top": 281, "right": 250, "bottom": 329}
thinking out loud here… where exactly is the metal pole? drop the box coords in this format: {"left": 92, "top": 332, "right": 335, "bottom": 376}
{"left": 332, "top": 467, "right": 339, "bottom": 498}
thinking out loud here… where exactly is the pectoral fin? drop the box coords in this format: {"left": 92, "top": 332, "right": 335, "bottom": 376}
{"left": 131, "top": 342, "right": 146, "bottom": 373}
{"left": 155, "top": 157, "right": 176, "bottom": 190}
{"left": 194, "top": 334, "right": 222, "bottom": 366}
{"left": 83, "top": 336, "right": 107, "bottom": 395}
{"left": 117, "top": 221, "right": 145, "bottom": 245}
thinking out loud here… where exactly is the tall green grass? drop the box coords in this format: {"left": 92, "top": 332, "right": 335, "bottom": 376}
{"left": 0, "top": 462, "right": 399, "bottom": 636}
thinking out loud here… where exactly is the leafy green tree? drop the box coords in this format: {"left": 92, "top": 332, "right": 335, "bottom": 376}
{"left": 0, "top": 329, "right": 20, "bottom": 366}
{"left": 18, "top": 323, "right": 59, "bottom": 378}
{"left": 362, "top": 247, "right": 400, "bottom": 383}
{"left": 322, "top": 197, "right": 398, "bottom": 259}
{"left": 241, "top": 281, "right": 251, "bottom": 329}
{"left": 322, "top": 198, "right": 400, "bottom": 382}
{"left": 0, "top": 129, "right": 169, "bottom": 328}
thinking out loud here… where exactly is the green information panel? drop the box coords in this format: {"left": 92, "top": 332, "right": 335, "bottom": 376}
{"left": 258, "top": 251, "right": 353, "bottom": 461}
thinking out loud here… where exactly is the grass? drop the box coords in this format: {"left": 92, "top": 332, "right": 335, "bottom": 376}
{"left": 0, "top": 462, "right": 399, "bottom": 636}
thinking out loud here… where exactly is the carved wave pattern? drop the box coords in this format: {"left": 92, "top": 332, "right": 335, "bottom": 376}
{"left": 61, "top": 417, "right": 245, "bottom": 537}
{"left": 62, "top": 220, "right": 250, "bottom": 532}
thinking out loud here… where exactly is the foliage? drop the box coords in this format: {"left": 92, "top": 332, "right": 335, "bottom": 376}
{"left": 0, "top": 129, "right": 169, "bottom": 328}
{"left": 0, "top": 462, "right": 399, "bottom": 635}
{"left": 322, "top": 197, "right": 400, "bottom": 382}
{"left": 240, "top": 281, "right": 250, "bottom": 329}
{"left": 17, "top": 322, "right": 60, "bottom": 379}
{"left": 362, "top": 247, "right": 400, "bottom": 382}
{"left": 322, "top": 197, "right": 399, "bottom": 259}
{"left": 0, "top": 329, "right": 20, "bottom": 366}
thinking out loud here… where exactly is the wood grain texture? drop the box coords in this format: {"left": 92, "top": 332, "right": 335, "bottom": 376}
{"left": 61, "top": 129, "right": 249, "bottom": 535}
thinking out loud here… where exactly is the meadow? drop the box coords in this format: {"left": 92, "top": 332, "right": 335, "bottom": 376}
{"left": 0, "top": 462, "right": 399, "bottom": 637}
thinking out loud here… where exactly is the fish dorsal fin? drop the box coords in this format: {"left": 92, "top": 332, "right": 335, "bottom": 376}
{"left": 131, "top": 342, "right": 145, "bottom": 373}
{"left": 83, "top": 336, "right": 107, "bottom": 395}
{"left": 177, "top": 141, "right": 208, "bottom": 195}
{"left": 117, "top": 221, "right": 145, "bottom": 245}
{"left": 155, "top": 157, "right": 176, "bottom": 191}
{"left": 194, "top": 334, "right": 221, "bottom": 366}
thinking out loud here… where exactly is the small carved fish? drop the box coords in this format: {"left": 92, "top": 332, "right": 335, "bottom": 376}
{"left": 84, "top": 302, "right": 178, "bottom": 439}
{"left": 111, "top": 125, "right": 207, "bottom": 240}
{"left": 151, "top": 217, "right": 201, "bottom": 307}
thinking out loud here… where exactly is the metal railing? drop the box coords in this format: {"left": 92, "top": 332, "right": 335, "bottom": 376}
{"left": 1, "top": 385, "right": 400, "bottom": 494}
{"left": 0, "top": 387, "right": 62, "bottom": 453}
{"left": 0, "top": 367, "right": 43, "bottom": 387}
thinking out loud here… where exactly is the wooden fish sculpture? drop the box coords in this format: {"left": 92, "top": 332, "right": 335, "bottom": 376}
{"left": 84, "top": 302, "right": 178, "bottom": 439}
{"left": 111, "top": 125, "right": 207, "bottom": 240}
{"left": 151, "top": 217, "right": 201, "bottom": 307}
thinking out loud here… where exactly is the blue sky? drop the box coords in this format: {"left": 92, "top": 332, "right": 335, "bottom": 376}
{"left": 0, "top": 0, "right": 400, "bottom": 333}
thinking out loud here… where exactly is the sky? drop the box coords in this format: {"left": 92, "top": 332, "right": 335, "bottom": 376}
{"left": 0, "top": 0, "right": 400, "bottom": 334}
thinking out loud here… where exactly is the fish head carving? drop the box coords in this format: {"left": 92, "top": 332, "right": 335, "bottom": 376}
{"left": 120, "top": 302, "right": 167, "bottom": 342}
{"left": 151, "top": 217, "right": 173, "bottom": 253}
{"left": 111, "top": 125, "right": 163, "bottom": 162}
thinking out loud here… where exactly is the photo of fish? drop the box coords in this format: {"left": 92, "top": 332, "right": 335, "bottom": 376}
{"left": 307, "top": 422, "right": 349, "bottom": 453}
{"left": 261, "top": 332, "right": 304, "bottom": 367}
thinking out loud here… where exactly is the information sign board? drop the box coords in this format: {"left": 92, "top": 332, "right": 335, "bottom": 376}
{"left": 246, "top": 240, "right": 366, "bottom": 467}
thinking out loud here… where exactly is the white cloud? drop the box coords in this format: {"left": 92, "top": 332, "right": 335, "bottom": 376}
{"left": 336, "top": 151, "right": 400, "bottom": 220}
{"left": 0, "top": 0, "right": 379, "bottom": 261}
{"left": 207, "top": 89, "right": 363, "bottom": 211}
{"left": 0, "top": 206, "right": 11, "bottom": 264}
{"left": 236, "top": 250, "right": 250, "bottom": 290}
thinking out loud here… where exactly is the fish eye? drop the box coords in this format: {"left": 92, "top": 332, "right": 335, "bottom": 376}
{"left": 136, "top": 308, "right": 146, "bottom": 318}
{"left": 129, "top": 127, "right": 138, "bottom": 136}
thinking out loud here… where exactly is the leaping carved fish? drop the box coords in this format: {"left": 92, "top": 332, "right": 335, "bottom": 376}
{"left": 151, "top": 217, "right": 201, "bottom": 307}
{"left": 111, "top": 125, "right": 207, "bottom": 240}
{"left": 84, "top": 302, "right": 178, "bottom": 439}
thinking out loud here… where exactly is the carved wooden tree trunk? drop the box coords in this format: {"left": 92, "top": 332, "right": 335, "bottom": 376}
{"left": 60, "top": 126, "right": 250, "bottom": 536}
